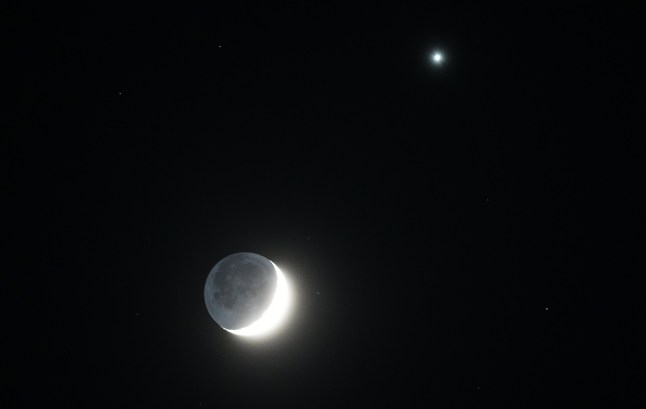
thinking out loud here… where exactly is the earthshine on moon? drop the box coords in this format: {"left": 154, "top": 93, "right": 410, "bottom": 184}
{"left": 204, "top": 252, "right": 292, "bottom": 338}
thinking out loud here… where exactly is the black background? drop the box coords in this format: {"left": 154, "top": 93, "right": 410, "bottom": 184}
{"left": 6, "top": 2, "right": 645, "bottom": 407}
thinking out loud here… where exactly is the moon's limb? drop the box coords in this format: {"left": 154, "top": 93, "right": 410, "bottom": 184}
{"left": 226, "top": 262, "right": 291, "bottom": 337}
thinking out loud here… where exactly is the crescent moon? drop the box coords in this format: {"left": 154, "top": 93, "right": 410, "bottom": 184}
{"left": 226, "top": 262, "right": 292, "bottom": 337}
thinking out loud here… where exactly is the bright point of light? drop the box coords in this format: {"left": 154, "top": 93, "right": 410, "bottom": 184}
{"left": 226, "top": 262, "right": 292, "bottom": 338}
{"left": 431, "top": 51, "right": 444, "bottom": 64}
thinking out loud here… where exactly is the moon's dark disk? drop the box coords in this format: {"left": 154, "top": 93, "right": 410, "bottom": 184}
{"left": 204, "top": 252, "right": 278, "bottom": 331}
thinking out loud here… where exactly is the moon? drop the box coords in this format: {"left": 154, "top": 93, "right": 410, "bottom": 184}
{"left": 204, "top": 252, "right": 292, "bottom": 338}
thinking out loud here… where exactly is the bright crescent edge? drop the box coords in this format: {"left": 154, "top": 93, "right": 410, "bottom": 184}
{"left": 225, "top": 261, "right": 291, "bottom": 337}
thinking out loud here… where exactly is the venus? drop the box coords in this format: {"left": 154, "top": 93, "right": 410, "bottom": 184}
{"left": 204, "top": 252, "right": 292, "bottom": 338}
{"left": 431, "top": 51, "right": 444, "bottom": 65}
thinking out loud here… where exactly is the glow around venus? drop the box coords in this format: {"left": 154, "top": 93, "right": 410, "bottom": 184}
{"left": 227, "top": 262, "right": 292, "bottom": 338}
{"left": 431, "top": 51, "right": 444, "bottom": 65}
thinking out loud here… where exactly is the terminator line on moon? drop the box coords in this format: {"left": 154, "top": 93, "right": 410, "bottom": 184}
{"left": 204, "top": 252, "right": 291, "bottom": 337}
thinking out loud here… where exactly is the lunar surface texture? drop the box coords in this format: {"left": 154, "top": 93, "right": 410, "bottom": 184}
{"left": 204, "top": 252, "right": 290, "bottom": 337}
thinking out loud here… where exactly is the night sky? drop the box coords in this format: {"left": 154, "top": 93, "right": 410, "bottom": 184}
{"left": 6, "top": 3, "right": 645, "bottom": 407}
